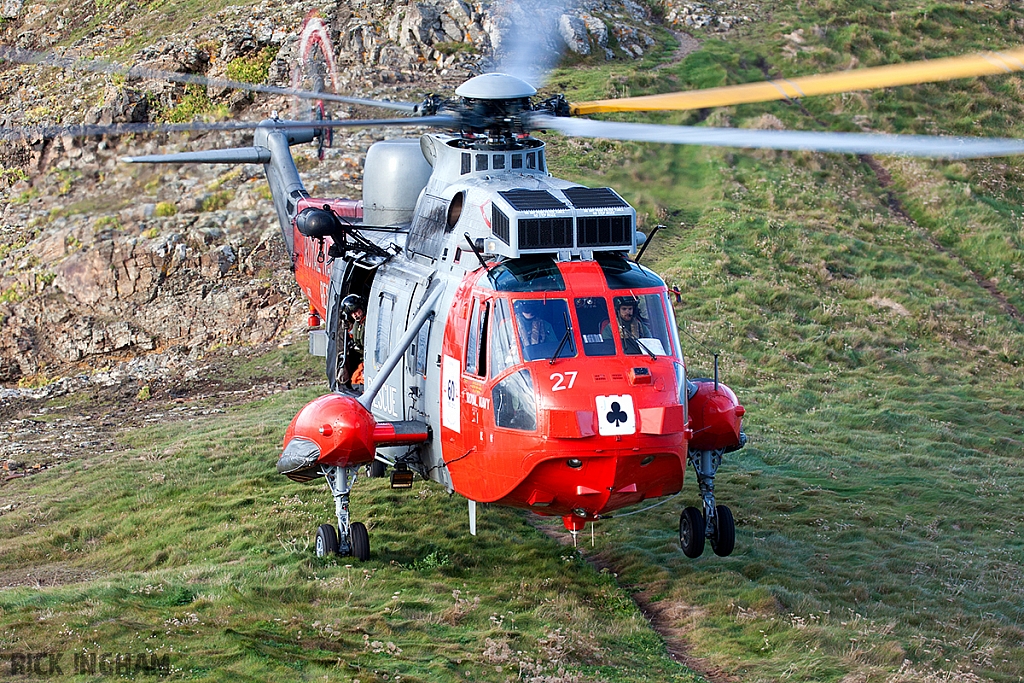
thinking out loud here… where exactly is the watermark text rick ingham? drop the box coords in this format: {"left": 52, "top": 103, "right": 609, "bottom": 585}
{"left": 6, "top": 651, "right": 171, "bottom": 677}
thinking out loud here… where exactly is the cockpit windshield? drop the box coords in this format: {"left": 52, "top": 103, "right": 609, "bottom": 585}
{"left": 501, "top": 293, "right": 676, "bottom": 362}
{"left": 609, "top": 293, "right": 675, "bottom": 357}
{"left": 512, "top": 299, "right": 577, "bottom": 362}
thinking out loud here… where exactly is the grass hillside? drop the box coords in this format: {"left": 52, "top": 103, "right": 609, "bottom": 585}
{"left": 0, "top": 349, "right": 700, "bottom": 682}
{"left": 3, "top": 1, "right": 1024, "bottom": 682}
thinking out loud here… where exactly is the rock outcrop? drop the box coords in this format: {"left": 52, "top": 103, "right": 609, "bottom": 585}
{"left": 0, "top": 0, "right": 762, "bottom": 385}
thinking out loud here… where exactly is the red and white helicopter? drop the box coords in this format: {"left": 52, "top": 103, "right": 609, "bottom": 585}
{"left": 8, "top": 36, "right": 1024, "bottom": 562}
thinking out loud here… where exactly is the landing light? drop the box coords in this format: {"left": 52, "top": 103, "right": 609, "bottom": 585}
{"left": 567, "top": 458, "right": 583, "bottom": 469}
{"left": 640, "top": 455, "right": 655, "bottom": 466}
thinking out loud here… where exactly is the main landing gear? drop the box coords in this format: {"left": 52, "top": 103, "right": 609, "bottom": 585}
{"left": 679, "top": 448, "right": 736, "bottom": 558}
{"left": 315, "top": 465, "right": 370, "bottom": 561}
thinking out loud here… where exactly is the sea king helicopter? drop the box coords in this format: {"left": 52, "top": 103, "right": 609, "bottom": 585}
{"left": 7, "top": 36, "right": 1024, "bottom": 562}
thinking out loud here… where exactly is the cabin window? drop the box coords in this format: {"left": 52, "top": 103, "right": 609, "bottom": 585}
{"left": 490, "top": 298, "right": 520, "bottom": 378}
{"left": 476, "top": 154, "right": 488, "bottom": 172}
{"left": 493, "top": 369, "right": 537, "bottom": 431}
{"left": 465, "top": 298, "right": 490, "bottom": 377}
{"left": 526, "top": 152, "right": 536, "bottom": 169}
{"left": 412, "top": 313, "right": 433, "bottom": 376}
{"left": 609, "top": 293, "right": 674, "bottom": 357}
{"left": 574, "top": 297, "right": 615, "bottom": 356}
{"left": 375, "top": 292, "right": 395, "bottom": 367}
{"left": 461, "top": 153, "right": 471, "bottom": 175}
{"left": 511, "top": 154, "right": 523, "bottom": 169}
{"left": 512, "top": 299, "right": 576, "bottom": 362}
{"left": 493, "top": 154, "right": 506, "bottom": 170}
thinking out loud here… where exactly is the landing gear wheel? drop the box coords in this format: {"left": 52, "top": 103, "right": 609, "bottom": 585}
{"left": 350, "top": 521, "right": 370, "bottom": 561}
{"left": 710, "top": 504, "right": 735, "bottom": 557}
{"left": 315, "top": 523, "right": 339, "bottom": 557}
{"left": 368, "top": 460, "right": 387, "bottom": 478}
{"left": 679, "top": 506, "right": 705, "bottom": 558}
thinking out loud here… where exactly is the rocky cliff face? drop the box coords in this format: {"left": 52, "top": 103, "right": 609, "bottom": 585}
{"left": 0, "top": 0, "right": 758, "bottom": 387}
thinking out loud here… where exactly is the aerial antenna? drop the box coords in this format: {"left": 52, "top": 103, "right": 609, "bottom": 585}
{"left": 634, "top": 224, "right": 662, "bottom": 264}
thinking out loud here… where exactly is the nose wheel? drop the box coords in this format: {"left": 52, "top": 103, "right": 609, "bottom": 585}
{"left": 314, "top": 465, "right": 371, "bottom": 561}
{"left": 680, "top": 448, "right": 736, "bottom": 557}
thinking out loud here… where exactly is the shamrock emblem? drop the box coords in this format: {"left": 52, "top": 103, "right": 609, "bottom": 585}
{"left": 606, "top": 401, "right": 629, "bottom": 427}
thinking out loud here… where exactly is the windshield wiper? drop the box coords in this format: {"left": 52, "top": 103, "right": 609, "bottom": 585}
{"left": 631, "top": 335, "right": 657, "bottom": 361}
{"left": 549, "top": 312, "right": 573, "bottom": 365}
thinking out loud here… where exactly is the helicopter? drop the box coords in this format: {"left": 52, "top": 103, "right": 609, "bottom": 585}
{"left": 115, "top": 70, "right": 751, "bottom": 562}
{"left": 7, "top": 38, "right": 1024, "bottom": 563}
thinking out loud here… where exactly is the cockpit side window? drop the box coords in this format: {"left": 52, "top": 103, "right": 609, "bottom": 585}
{"left": 465, "top": 298, "right": 490, "bottom": 377}
{"left": 575, "top": 297, "right": 615, "bottom": 356}
{"left": 608, "top": 294, "right": 674, "bottom": 357}
{"left": 493, "top": 369, "right": 537, "bottom": 431}
{"left": 490, "top": 298, "right": 521, "bottom": 378}
{"left": 513, "top": 299, "right": 577, "bottom": 362}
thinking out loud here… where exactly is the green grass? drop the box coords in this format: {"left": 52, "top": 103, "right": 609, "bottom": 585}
{"left": 225, "top": 46, "right": 280, "bottom": 85}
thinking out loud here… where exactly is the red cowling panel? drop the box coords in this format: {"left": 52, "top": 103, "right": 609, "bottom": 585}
{"left": 638, "top": 405, "right": 685, "bottom": 435}
{"left": 283, "top": 394, "right": 377, "bottom": 467}
{"left": 688, "top": 381, "right": 745, "bottom": 451}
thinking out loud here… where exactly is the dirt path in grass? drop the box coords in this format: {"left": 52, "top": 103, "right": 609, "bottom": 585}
{"left": 858, "top": 154, "right": 1024, "bottom": 323}
{"left": 528, "top": 519, "right": 738, "bottom": 683}
{"left": 656, "top": 30, "right": 701, "bottom": 70}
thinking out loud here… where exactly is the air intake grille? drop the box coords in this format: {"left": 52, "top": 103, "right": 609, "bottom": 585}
{"left": 499, "top": 189, "right": 567, "bottom": 211}
{"left": 492, "top": 207, "right": 510, "bottom": 244}
{"left": 577, "top": 215, "right": 632, "bottom": 248}
{"left": 519, "top": 218, "right": 574, "bottom": 249}
{"left": 563, "top": 187, "right": 629, "bottom": 209}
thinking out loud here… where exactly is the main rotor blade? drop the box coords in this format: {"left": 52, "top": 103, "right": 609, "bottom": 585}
{"left": 570, "top": 46, "right": 1024, "bottom": 115}
{"left": 0, "top": 115, "right": 458, "bottom": 142}
{"left": 532, "top": 115, "right": 1024, "bottom": 159}
{"left": 0, "top": 45, "right": 420, "bottom": 113}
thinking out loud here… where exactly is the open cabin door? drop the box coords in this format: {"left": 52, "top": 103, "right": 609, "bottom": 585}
{"left": 326, "top": 257, "right": 379, "bottom": 392}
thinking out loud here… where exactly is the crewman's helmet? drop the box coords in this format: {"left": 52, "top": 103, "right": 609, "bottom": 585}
{"left": 341, "top": 294, "right": 365, "bottom": 316}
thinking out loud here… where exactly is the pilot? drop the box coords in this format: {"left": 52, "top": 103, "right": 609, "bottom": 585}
{"left": 341, "top": 294, "right": 366, "bottom": 389}
{"left": 605, "top": 298, "right": 650, "bottom": 352}
{"left": 517, "top": 302, "right": 555, "bottom": 350}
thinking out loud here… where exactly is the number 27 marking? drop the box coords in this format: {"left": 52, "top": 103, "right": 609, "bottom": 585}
{"left": 550, "top": 371, "right": 578, "bottom": 391}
